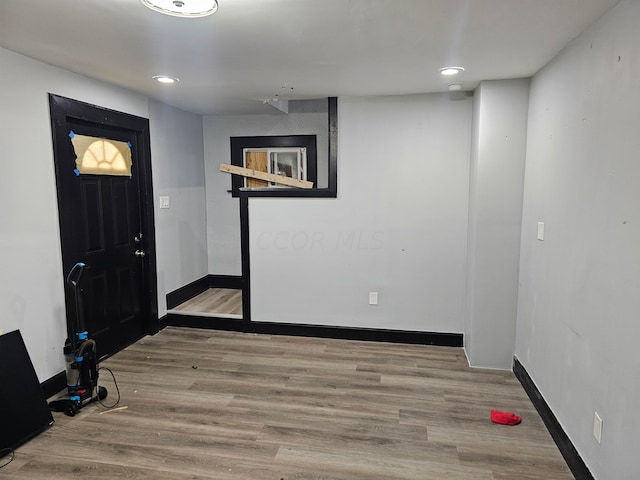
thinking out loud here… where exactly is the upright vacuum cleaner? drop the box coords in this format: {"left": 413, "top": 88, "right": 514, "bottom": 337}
{"left": 49, "top": 262, "right": 107, "bottom": 416}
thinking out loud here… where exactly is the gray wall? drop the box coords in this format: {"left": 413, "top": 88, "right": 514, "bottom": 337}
{"left": 149, "top": 100, "right": 208, "bottom": 317}
{"left": 0, "top": 47, "right": 144, "bottom": 380}
{"left": 465, "top": 80, "right": 529, "bottom": 368}
{"left": 203, "top": 111, "right": 328, "bottom": 275}
{"left": 0, "top": 47, "right": 206, "bottom": 380}
{"left": 249, "top": 94, "right": 472, "bottom": 332}
{"left": 516, "top": 1, "right": 640, "bottom": 478}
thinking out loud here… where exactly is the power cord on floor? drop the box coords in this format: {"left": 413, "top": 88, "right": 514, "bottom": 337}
{"left": 96, "top": 366, "right": 121, "bottom": 409}
{"left": 0, "top": 448, "right": 14, "bottom": 469}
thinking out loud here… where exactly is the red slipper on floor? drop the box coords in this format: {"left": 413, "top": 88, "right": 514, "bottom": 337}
{"left": 490, "top": 410, "right": 522, "bottom": 425}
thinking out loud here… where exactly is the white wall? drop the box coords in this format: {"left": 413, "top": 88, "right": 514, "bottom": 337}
{"left": 203, "top": 111, "right": 328, "bottom": 275}
{"left": 0, "top": 47, "right": 207, "bottom": 382}
{"left": 249, "top": 94, "right": 472, "bottom": 332}
{"left": 0, "top": 47, "right": 148, "bottom": 381}
{"left": 516, "top": 1, "right": 640, "bottom": 478}
{"left": 149, "top": 100, "right": 208, "bottom": 317}
{"left": 465, "top": 79, "right": 529, "bottom": 368}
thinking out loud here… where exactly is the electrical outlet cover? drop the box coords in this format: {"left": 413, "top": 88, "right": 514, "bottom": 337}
{"left": 369, "top": 292, "right": 378, "bottom": 305}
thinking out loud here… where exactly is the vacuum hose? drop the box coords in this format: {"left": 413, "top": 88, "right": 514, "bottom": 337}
{"left": 77, "top": 339, "right": 96, "bottom": 357}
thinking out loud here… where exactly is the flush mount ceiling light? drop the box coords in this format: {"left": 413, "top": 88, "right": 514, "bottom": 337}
{"left": 439, "top": 66, "right": 465, "bottom": 76}
{"left": 152, "top": 75, "right": 179, "bottom": 84}
{"left": 141, "top": 0, "right": 218, "bottom": 18}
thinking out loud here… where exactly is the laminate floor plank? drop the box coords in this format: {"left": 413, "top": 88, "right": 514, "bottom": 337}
{"left": 274, "top": 446, "right": 496, "bottom": 480}
{"left": 1, "top": 327, "right": 574, "bottom": 479}
{"left": 172, "top": 288, "right": 242, "bottom": 316}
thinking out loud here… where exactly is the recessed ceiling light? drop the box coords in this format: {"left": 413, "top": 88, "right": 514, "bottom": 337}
{"left": 152, "top": 75, "right": 179, "bottom": 84}
{"left": 439, "top": 66, "right": 465, "bottom": 76}
{"left": 140, "top": 0, "right": 218, "bottom": 18}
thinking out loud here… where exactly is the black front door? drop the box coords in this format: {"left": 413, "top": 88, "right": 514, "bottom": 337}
{"left": 49, "top": 94, "right": 158, "bottom": 358}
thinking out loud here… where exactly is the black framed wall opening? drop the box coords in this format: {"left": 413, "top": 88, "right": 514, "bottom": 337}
{"left": 230, "top": 135, "right": 318, "bottom": 195}
{"left": 163, "top": 98, "right": 337, "bottom": 332}
{"left": 233, "top": 97, "right": 337, "bottom": 199}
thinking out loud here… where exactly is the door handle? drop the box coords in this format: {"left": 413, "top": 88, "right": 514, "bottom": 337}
{"left": 134, "top": 250, "right": 146, "bottom": 258}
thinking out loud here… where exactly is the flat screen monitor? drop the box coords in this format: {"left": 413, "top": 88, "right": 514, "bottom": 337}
{"left": 0, "top": 330, "right": 54, "bottom": 455}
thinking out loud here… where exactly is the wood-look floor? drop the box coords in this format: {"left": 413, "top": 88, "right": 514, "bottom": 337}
{"left": 170, "top": 288, "right": 242, "bottom": 316}
{"left": 2, "top": 327, "right": 574, "bottom": 479}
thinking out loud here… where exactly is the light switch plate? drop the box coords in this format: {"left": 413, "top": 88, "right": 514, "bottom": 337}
{"left": 537, "top": 222, "right": 545, "bottom": 241}
{"left": 593, "top": 412, "right": 603, "bottom": 444}
{"left": 159, "top": 196, "right": 170, "bottom": 209}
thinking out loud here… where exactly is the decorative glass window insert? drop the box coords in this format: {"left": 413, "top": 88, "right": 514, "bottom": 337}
{"left": 70, "top": 133, "right": 133, "bottom": 176}
{"left": 243, "top": 147, "right": 306, "bottom": 187}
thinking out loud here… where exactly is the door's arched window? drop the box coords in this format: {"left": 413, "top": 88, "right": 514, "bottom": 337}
{"left": 70, "top": 132, "right": 132, "bottom": 176}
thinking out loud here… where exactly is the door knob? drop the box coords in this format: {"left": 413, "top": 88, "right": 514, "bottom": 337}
{"left": 135, "top": 250, "right": 146, "bottom": 258}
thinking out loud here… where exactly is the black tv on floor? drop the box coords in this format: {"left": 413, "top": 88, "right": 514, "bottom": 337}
{"left": 0, "top": 330, "right": 54, "bottom": 455}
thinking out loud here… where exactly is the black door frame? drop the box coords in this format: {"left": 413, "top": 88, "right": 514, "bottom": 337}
{"left": 48, "top": 93, "right": 159, "bottom": 349}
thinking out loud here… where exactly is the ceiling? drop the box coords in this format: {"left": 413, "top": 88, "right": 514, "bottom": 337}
{"left": 0, "top": 0, "right": 620, "bottom": 115}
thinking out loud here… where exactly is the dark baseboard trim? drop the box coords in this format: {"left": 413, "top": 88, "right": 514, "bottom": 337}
{"left": 250, "top": 322, "right": 462, "bottom": 346}
{"left": 166, "top": 275, "right": 243, "bottom": 309}
{"left": 160, "top": 313, "right": 244, "bottom": 332}
{"left": 160, "top": 313, "right": 462, "bottom": 347}
{"left": 41, "top": 371, "right": 66, "bottom": 399}
{"left": 513, "top": 356, "right": 594, "bottom": 480}
{"left": 208, "top": 275, "right": 243, "bottom": 290}
{"left": 166, "top": 276, "right": 211, "bottom": 309}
